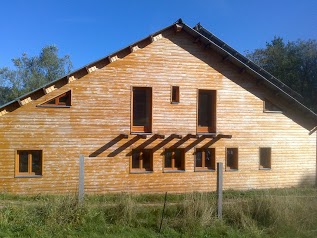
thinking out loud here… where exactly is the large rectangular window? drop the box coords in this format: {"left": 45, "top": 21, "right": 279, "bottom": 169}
{"left": 226, "top": 148, "right": 238, "bottom": 171}
{"left": 132, "top": 87, "right": 152, "bottom": 133}
{"left": 197, "top": 90, "right": 216, "bottom": 133}
{"left": 164, "top": 149, "right": 185, "bottom": 171}
{"left": 131, "top": 149, "right": 153, "bottom": 172}
{"left": 259, "top": 147, "right": 271, "bottom": 169}
{"left": 195, "top": 148, "right": 216, "bottom": 171}
{"left": 16, "top": 150, "right": 43, "bottom": 177}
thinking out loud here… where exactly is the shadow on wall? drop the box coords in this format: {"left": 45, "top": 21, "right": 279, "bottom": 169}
{"left": 89, "top": 134, "right": 231, "bottom": 158}
{"left": 298, "top": 174, "right": 316, "bottom": 187}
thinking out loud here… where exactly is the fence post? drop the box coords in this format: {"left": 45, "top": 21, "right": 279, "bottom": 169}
{"left": 217, "top": 162, "right": 223, "bottom": 219}
{"left": 78, "top": 154, "right": 85, "bottom": 203}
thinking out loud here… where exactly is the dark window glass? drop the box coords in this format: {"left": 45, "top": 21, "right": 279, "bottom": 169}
{"left": 260, "top": 148, "right": 271, "bottom": 169}
{"left": 172, "top": 86, "right": 179, "bottom": 103}
{"left": 132, "top": 151, "right": 140, "bottom": 169}
{"left": 174, "top": 150, "right": 182, "bottom": 168}
{"left": 32, "top": 151, "right": 42, "bottom": 175}
{"left": 19, "top": 152, "right": 29, "bottom": 173}
{"left": 46, "top": 98, "right": 56, "bottom": 104}
{"left": 197, "top": 90, "right": 216, "bottom": 133}
{"left": 226, "top": 148, "right": 238, "bottom": 170}
{"left": 165, "top": 151, "right": 172, "bottom": 168}
{"left": 132, "top": 87, "right": 152, "bottom": 132}
{"left": 205, "top": 149, "right": 213, "bottom": 168}
{"left": 198, "top": 91, "right": 211, "bottom": 127}
{"left": 196, "top": 151, "right": 203, "bottom": 167}
{"left": 58, "top": 94, "right": 68, "bottom": 105}
{"left": 264, "top": 100, "right": 282, "bottom": 112}
{"left": 142, "top": 150, "right": 151, "bottom": 170}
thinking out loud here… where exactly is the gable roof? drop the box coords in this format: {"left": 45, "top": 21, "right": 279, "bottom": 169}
{"left": 1, "top": 19, "right": 316, "bottom": 132}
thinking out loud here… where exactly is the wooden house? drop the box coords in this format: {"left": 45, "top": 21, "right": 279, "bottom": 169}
{"left": 0, "top": 19, "right": 316, "bottom": 194}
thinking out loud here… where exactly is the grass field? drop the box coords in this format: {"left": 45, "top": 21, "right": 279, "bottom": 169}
{"left": 0, "top": 187, "right": 316, "bottom": 237}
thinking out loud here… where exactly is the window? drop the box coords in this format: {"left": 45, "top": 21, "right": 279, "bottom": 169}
{"left": 226, "top": 148, "right": 238, "bottom": 171}
{"left": 164, "top": 148, "right": 185, "bottom": 171}
{"left": 259, "top": 147, "right": 271, "bottom": 169}
{"left": 197, "top": 90, "right": 216, "bottom": 133}
{"left": 131, "top": 149, "right": 153, "bottom": 172}
{"left": 39, "top": 90, "right": 71, "bottom": 107}
{"left": 171, "top": 86, "right": 180, "bottom": 103}
{"left": 16, "top": 150, "right": 43, "bottom": 177}
{"left": 263, "top": 99, "right": 282, "bottom": 112}
{"left": 195, "top": 148, "right": 216, "bottom": 171}
{"left": 132, "top": 87, "right": 152, "bottom": 133}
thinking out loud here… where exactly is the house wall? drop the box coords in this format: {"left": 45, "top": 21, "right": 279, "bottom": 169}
{"left": 0, "top": 29, "right": 315, "bottom": 194}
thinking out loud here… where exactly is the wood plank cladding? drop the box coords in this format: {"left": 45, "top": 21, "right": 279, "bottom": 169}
{"left": 0, "top": 27, "right": 316, "bottom": 194}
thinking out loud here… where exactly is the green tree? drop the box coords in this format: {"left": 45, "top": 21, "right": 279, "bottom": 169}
{"left": 246, "top": 37, "right": 317, "bottom": 113}
{"left": 0, "top": 45, "right": 72, "bottom": 106}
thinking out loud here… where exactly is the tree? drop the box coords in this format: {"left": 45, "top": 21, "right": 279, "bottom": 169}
{"left": 246, "top": 37, "right": 317, "bottom": 113}
{"left": 0, "top": 46, "right": 72, "bottom": 106}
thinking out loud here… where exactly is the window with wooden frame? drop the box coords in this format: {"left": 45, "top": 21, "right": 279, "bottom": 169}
{"left": 226, "top": 148, "right": 238, "bottom": 171}
{"left": 164, "top": 148, "right": 185, "bottom": 171}
{"left": 38, "top": 90, "right": 71, "bottom": 107}
{"left": 259, "top": 147, "right": 271, "bottom": 169}
{"left": 131, "top": 149, "right": 153, "bottom": 172}
{"left": 171, "top": 86, "right": 180, "bottom": 103}
{"left": 195, "top": 148, "right": 216, "bottom": 171}
{"left": 197, "top": 89, "right": 216, "bottom": 133}
{"left": 132, "top": 87, "right": 152, "bottom": 133}
{"left": 15, "top": 150, "right": 43, "bottom": 177}
{"left": 263, "top": 99, "right": 282, "bottom": 113}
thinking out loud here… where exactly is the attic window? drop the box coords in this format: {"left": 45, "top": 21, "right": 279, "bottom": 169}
{"left": 38, "top": 90, "right": 71, "bottom": 108}
{"left": 264, "top": 99, "right": 282, "bottom": 113}
{"left": 171, "top": 86, "right": 180, "bottom": 103}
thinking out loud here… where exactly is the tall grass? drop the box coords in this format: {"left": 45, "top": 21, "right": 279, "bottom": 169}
{"left": 0, "top": 188, "right": 316, "bottom": 237}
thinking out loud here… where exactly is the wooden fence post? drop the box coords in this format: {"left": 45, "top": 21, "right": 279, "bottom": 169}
{"left": 217, "top": 162, "right": 223, "bottom": 219}
{"left": 78, "top": 154, "right": 85, "bottom": 203}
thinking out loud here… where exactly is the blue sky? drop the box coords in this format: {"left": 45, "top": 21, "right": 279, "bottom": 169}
{"left": 0, "top": 0, "right": 316, "bottom": 70}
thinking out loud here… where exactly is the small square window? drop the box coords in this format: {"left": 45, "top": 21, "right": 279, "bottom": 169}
{"left": 164, "top": 148, "right": 185, "bottom": 171}
{"left": 171, "top": 86, "right": 180, "bottom": 103}
{"left": 16, "top": 150, "right": 43, "bottom": 177}
{"left": 195, "top": 148, "right": 216, "bottom": 171}
{"left": 131, "top": 149, "right": 153, "bottom": 172}
{"left": 260, "top": 147, "right": 271, "bottom": 169}
{"left": 226, "top": 148, "right": 238, "bottom": 171}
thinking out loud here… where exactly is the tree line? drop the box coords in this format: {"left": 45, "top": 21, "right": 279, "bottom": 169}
{"left": 246, "top": 37, "right": 317, "bottom": 113}
{"left": 0, "top": 46, "right": 72, "bottom": 106}
{"left": 0, "top": 39, "right": 316, "bottom": 113}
